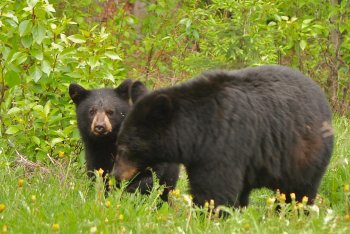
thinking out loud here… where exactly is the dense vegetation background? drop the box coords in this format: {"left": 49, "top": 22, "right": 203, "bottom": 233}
{"left": 1, "top": 0, "right": 350, "bottom": 233}
{"left": 0, "top": 0, "right": 349, "bottom": 162}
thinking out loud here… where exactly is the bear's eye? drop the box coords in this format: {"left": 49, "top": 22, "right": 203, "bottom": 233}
{"left": 106, "top": 110, "right": 114, "bottom": 116}
{"left": 89, "top": 108, "right": 96, "bottom": 115}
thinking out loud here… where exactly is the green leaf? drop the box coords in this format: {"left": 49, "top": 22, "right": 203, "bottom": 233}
{"left": 32, "top": 136, "right": 41, "bottom": 146}
{"left": 50, "top": 138, "right": 64, "bottom": 147}
{"left": 65, "top": 72, "right": 82, "bottom": 78}
{"left": 19, "top": 20, "right": 33, "bottom": 37}
{"left": 7, "top": 107, "right": 21, "bottom": 115}
{"left": 299, "top": 40, "right": 307, "bottom": 51}
{"left": 105, "top": 51, "right": 122, "bottom": 61}
{"left": 21, "top": 35, "right": 33, "bottom": 48}
{"left": 32, "top": 23, "right": 46, "bottom": 44}
{"left": 32, "top": 49, "right": 43, "bottom": 60}
{"left": 16, "top": 53, "right": 28, "bottom": 65}
{"left": 67, "top": 34, "right": 86, "bottom": 44}
{"left": 30, "top": 66, "right": 43, "bottom": 82}
{"left": 4, "top": 70, "right": 21, "bottom": 88}
{"left": 44, "top": 3, "right": 56, "bottom": 13}
{"left": 44, "top": 100, "right": 51, "bottom": 118}
{"left": 88, "top": 56, "right": 100, "bottom": 70}
{"left": 5, "top": 126, "right": 20, "bottom": 135}
{"left": 41, "top": 60, "right": 52, "bottom": 76}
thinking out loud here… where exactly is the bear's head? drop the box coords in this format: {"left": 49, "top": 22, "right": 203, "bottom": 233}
{"left": 69, "top": 79, "right": 148, "bottom": 140}
{"left": 111, "top": 93, "right": 176, "bottom": 180}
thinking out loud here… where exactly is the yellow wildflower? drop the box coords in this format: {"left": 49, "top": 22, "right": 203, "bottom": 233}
{"left": 266, "top": 197, "right": 276, "bottom": 206}
{"left": 345, "top": 214, "right": 350, "bottom": 221}
{"left": 31, "top": 195, "right": 36, "bottom": 203}
{"left": 105, "top": 200, "right": 111, "bottom": 208}
{"left": 2, "top": 224, "right": 8, "bottom": 233}
{"left": 297, "top": 203, "right": 304, "bottom": 209}
{"left": 279, "top": 193, "right": 286, "bottom": 203}
{"left": 97, "top": 168, "right": 104, "bottom": 177}
{"left": 108, "top": 179, "right": 114, "bottom": 188}
{"left": 344, "top": 184, "right": 350, "bottom": 192}
{"left": 302, "top": 196, "right": 308, "bottom": 204}
{"left": 18, "top": 179, "right": 24, "bottom": 188}
{"left": 0, "top": 203, "right": 5, "bottom": 213}
{"left": 51, "top": 224, "right": 59, "bottom": 232}
{"left": 290, "top": 193, "right": 296, "bottom": 201}
{"left": 119, "top": 214, "right": 124, "bottom": 221}
{"left": 243, "top": 223, "right": 250, "bottom": 231}
{"left": 209, "top": 199, "right": 215, "bottom": 209}
{"left": 90, "top": 226, "right": 97, "bottom": 233}
{"left": 58, "top": 151, "right": 65, "bottom": 158}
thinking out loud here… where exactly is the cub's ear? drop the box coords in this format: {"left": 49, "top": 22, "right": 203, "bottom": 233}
{"left": 129, "top": 81, "right": 148, "bottom": 103}
{"left": 115, "top": 79, "right": 133, "bottom": 100}
{"left": 146, "top": 94, "right": 173, "bottom": 124}
{"left": 69, "top": 83, "right": 89, "bottom": 104}
{"left": 115, "top": 79, "right": 148, "bottom": 105}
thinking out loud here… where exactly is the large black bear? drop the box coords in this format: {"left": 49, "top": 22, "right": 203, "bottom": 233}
{"left": 69, "top": 80, "right": 179, "bottom": 201}
{"left": 111, "top": 65, "right": 334, "bottom": 208}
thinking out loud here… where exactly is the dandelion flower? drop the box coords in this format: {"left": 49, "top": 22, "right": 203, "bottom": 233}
{"left": 290, "top": 193, "right": 296, "bottom": 201}
{"left": 18, "top": 179, "right": 24, "bottom": 188}
{"left": 2, "top": 224, "right": 8, "bottom": 233}
{"left": 209, "top": 199, "right": 215, "bottom": 209}
{"left": 119, "top": 214, "right": 124, "bottom": 221}
{"left": 90, "top": 226, "right": 97, "bottom": 233}
{"left": 204, "top": 201, "right": 209, "bottom": 209}
{"left": 243, "top": 223, "right": 250, "bottom": 230}
{"left": 58, "top": 151, "right": 65, "bottom": 158}
{"left": 31, "top": 195, "right": 36, "bottom": 203}
{"left": 279, "top": 193, "right": 286, "bottom": 203}
{"left": 97, "top": 168, "right": 104, "bottom": 177}
{"left": 345, "top": 214, "right": 350, "bottom": 221}
{"left": 105, "top": 200, "right": 111, "bottom": 208}
{"left": 266, "top": 197, "right": 276, "bottom": 206}
{"left": 170, "top": 189, "right": 180, "bottom": 197}
{"left": 344, "top": 184, "right": 350, "bottom": 192}
{"left": 51, "top": 224, "right": 59, "bottom": 232}
{"left": 302, "top": 196, "right": 308, "bottom": 204}
{"left": 183, "top": 194, "right": 193, "bottom": 206}
{"left": 297, "top": 203, "right": 304, "bottom": 209}
{"left": 0, "top": 203, "right": 5, "bottom": 213}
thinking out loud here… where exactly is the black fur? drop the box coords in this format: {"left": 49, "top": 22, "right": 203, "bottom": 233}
{"left": 69, "top": 80, "right": 179, "bottom": 200}
{"left": 112, "top": 65, "right": 334, "bottom": 208}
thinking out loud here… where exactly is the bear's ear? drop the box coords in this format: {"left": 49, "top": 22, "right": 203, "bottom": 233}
{"left": 129, "top": 81, "right": 148, "bottom": 104}
{"left": 69, "top": 83, "right": 89, "bottom": 104}
{"left": 115, "top": 79, "right": 148, "bottom": 105}
{"left": 146, "top": 94, "right": 173, "bottom": 123}
{"left": 115, "top": 79, "right": 133, "bottom": 100}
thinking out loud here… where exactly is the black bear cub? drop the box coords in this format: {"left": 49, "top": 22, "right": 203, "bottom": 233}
{"left": 111, "top": 65, "right": 334, "bottom": 208}
{"left": 69, "top": 80, "right": 179, "bottom": 201}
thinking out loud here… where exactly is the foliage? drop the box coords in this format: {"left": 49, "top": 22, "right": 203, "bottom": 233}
{"left": 0, "top": 0, "right": 126, "bottom": 162}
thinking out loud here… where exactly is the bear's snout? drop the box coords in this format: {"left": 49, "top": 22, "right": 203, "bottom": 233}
{"left": 111, "top": 156, "right": 139, "bottom": 181}
{"left": 91, "top": 112, "right": 112, "bottom": 135}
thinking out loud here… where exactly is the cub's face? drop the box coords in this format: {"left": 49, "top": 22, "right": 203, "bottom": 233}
{"left": 69, "top": 80, "right": 148, "bottom": 139}
{"left": 76, "top": 89, "right": 128, "bottom": 138}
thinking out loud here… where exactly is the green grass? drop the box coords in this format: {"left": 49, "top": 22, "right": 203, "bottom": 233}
{"left": 1, "top": 116, "right": 350, "bottom": 233}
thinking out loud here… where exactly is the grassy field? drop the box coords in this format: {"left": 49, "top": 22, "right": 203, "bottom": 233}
{"left": 0, "top": 116, "right": 350, "bottom": 234}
